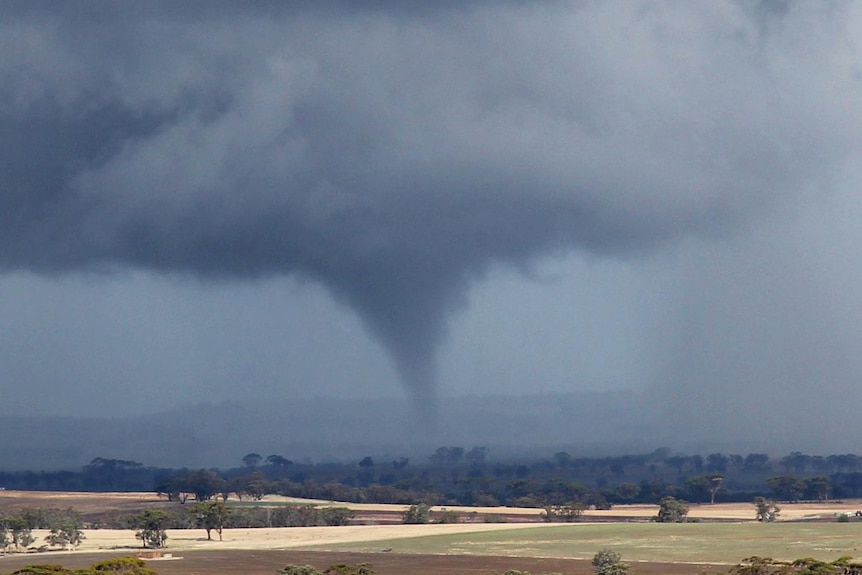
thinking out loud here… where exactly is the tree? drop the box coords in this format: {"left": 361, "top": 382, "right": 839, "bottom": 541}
{"left": 540, "top": 478, "right": 586, "bottom": 505}
{"left": 7, "top": 517, "right": 35, "bottom": 550}
{"left": 743, "top": 453, "right": 770, "bottom": 472}
{"left": 765, "top": 475, "right": 806, "bottom": 502}
{"left": 706, "top": 453, "right": 729, "bottom": 474}
{"left": 807, "top": 476, "right": 831, "bottom": 502}
{"left": 155, "top": 476, "right": 189, "bottom": 503}
{"left": 828, "top": 454, "right": 861, "bottom": 472}
{"left": 683, "top": 476, "right": 710, "bottom": 503}
{"left": 83, "top": 458, "right": 145, "bottom": 491}
{"left": 553, "top": 451, "right": 573, "bottom": 469}
{"left": 707, "top": 474, "right": 724, "bottom": 504}
{"left": 157, "top": 470, "right": 224, "bottom": 503}
{"left": 0, "top": 520, "right": 9, "bottom": 553}
{"left": 44, "top": 510, "right": 85, "bottom": 550}
{"left": 613, "top": 483, "right": 640, "bottom": 503}
{"left": 193, "top": 500, "right": 230, "bottom": 541}
{"left": 654, "top": 497, "right": 689, "bottom": 523}
{"left": 592, "top": 549, "right": 630, "bottom": 575}
{"left": 321, "top": 507, "right": 354, "bottom": 526}
{"left": 429, "top": 446, "right": 464, "bottom": 466}
{"left": 358, "top": 456, "right": 374, "bottom": 468}
{"left": 780, "top": 452, "right": 811, "bottom": 474}
{"left": 586, "top": 489, "right": 612, "bottom": 510}
{"left": 466, "top": 446, "right": 489, "bottom": 466}
{"left": 185, "top": 469, "right": 225, "bottom": 502}
{"left": 665, "top": 455, "right": 689, "bottom": 475}
{"left": 267, "top": 454, "right": 293, "bottom": 467}
{"left": 242, "top": 453, "right": 262, "bottom": 468}
{"left": 128, "top": 509, "right": 172, "bottom": 549}
{"left": 402, "top": 503, "right": 430, "bottom": 524}
{"left": 238, "top": 471, "right": 271, "bottom": 500}
{"left": 753, "top": 497, "right": 780, "bottom": 522}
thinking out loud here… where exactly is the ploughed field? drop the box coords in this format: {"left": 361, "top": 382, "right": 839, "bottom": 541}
{"left": 0, "top": 549, "right": 723, "bottom": 575}
{"left": 2, "top": 491, "right": 862, "bottom": 575}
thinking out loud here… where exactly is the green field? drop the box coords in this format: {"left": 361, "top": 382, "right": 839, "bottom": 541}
{"left": 297, "top": 522, "right": 862, "bottom": 564}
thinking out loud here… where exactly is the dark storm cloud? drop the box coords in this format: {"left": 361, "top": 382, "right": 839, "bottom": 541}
{"left": 1, "top": 2, "right": 860, "bottom": 399}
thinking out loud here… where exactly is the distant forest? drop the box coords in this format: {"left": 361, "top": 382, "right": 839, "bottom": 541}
{"left": 2, "top": 448, "right": 860, "bottom": 508}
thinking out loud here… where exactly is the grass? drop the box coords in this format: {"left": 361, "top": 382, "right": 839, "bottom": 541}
{"left": 295, "top": 522, "right": 862, "bottom": 564}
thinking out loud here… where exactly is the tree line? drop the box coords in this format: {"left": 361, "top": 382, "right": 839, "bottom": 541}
{"left": 0, "top": 508, "right": 85, "bottom": 553}
{"left": 4, "top": 448, "right": 862, "bottom": 509}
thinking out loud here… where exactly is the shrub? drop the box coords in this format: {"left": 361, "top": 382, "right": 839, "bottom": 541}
{"left": 654, "top": 497, "right": 689, "bottom": 523}
{"left": 540, "top": 503, "right": 584, "bottom": 523}
{"left": 322, "top": 563, "right": 374, "bottom": 575}
{"left": 10, "top": 557, "right": 156, "bottom": 575}
{"left": 592, "top": 549, "right": 630, "bottom": 575}
{"left": 321, "top": 507, "right": 354, "bottom": 526}
{"left": 434, "top": 509, "right": 460, "bottom": 524}
{"left": 10, "top": 566, "right": 75, "bottom": 575}
{"left": 402, "top": 503, "right": 430, "bottom": 524}
{"left": 90, "top": 556, "right": 157, "bottom": 574}
{"left": 279, "top": 566, "right": 322, "bottom": 575}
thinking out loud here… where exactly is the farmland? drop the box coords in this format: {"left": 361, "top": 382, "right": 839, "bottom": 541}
{"left": 3, "top": 492, "right": 862, "bottom": 575}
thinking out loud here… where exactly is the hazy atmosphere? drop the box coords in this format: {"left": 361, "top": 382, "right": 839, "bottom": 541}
{"left": 3, "top": 1, "right": 862, "bottom": 467}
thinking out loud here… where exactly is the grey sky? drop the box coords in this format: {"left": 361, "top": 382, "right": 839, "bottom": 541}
{"left": 2, "top": 2, "right": 862, "bottom": 451}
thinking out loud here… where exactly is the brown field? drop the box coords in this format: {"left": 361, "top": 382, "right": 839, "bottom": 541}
{"left": 0, "top": 549, "right": 726, "bottom": 575}
{"left": 2, "top": 491, "right": 861, "bottom": 575}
